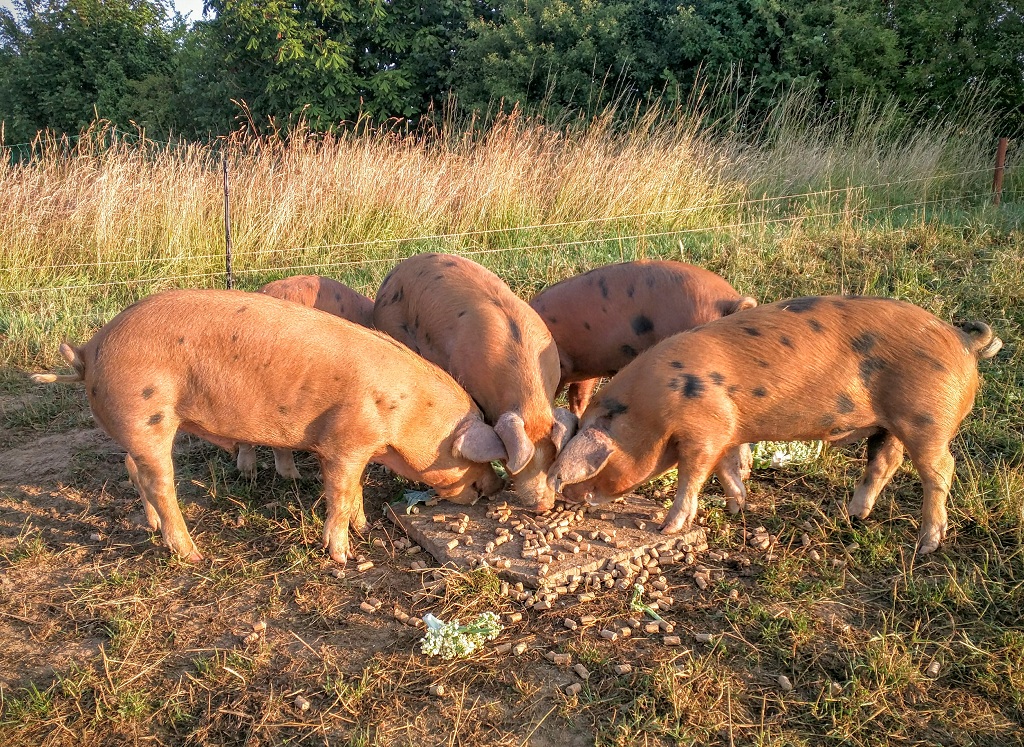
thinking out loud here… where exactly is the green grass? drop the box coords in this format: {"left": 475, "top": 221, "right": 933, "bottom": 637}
{"left": 1, "top": 104, "right": 1022, "bottom": 746}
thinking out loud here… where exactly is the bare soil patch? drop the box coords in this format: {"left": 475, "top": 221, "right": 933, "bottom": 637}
{"left": 1, "top": 413, "right": 1021, "bottom": 746}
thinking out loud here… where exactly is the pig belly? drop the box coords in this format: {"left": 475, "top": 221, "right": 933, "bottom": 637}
{"left": 92, "top": 355, "right": 348, "bottom": 456}
{"left": 174, "top": 384, "right": 349, "bottom": 454}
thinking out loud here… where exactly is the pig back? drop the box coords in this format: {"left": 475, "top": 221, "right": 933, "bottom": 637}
{"left": 374, "top": 254, "right": 561, "bottom": 428}
{"left": 529, "top": 260, "right": 748, "bottom": 378}
{"left": 81, "top": 289, "right": 474, "bottom": 449}
{"left": 258, "top": 275, "right": 375, "bottom": 328}
{"left": 602, "top": 295, "right": 983, "bottom": 443}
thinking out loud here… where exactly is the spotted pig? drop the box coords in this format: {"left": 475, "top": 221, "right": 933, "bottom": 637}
{"left": 32, "top": 289, "right": 506, "bottom": 563}
{"left": 548, "top": 296, "right": 1002, "bottom": 554}
{"left": 256, "top": 274, "right": 375, "bottom": 328}
{"left": 237, "top": 275, "right": 376, "bottom": 479}
{"left": 373, "top": 253, "right": 577, "bottom": 511}
{"left": 529, "top": 259, "right": 756, "bottom": 415}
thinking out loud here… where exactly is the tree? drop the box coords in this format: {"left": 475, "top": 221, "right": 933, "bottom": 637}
{"left": 168, "top": 14, "right": 253, "bottom": 138}
{"left": 203, "top": 0, "right": 481, "bottom": 127}
{"left": 884, "top": 0, "right": 1024, "bottom": 129}
{"left": 449, "top": 0, "right": 1023, "bottom": 131}
{"left": 451, "top": 0, "right": 697, "bottom": 115}
{"left": 0, "top": 0, "right": 185, "bottom": 143}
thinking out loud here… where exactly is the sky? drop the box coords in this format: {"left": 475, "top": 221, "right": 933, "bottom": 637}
{"left": 170, "top": 0, "right": 207, "bottom": 22}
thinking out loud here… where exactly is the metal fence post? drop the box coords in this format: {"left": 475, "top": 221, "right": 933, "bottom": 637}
{"left": 993, "top": 137, "right": 1008, "bottom": 206}
{"left": 223, "top": 149, "right": 234, "bottom": 289}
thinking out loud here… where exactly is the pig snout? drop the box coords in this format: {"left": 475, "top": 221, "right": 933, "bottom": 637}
{"left": 499, "top": 409, "right": 578, "bottom": 512}
{"left": 442, "top": 415, "right": 512, "bottom": 504}
{"left": 555, "top": 481, "right": 608, "bottom": 507}
{"left": 546, "top": 426, "right": 618, "bottom": 507}
{"left": 434, "top": 464, "right": 505, "bottom": 505}
{"left": 509, "top": 450, "right": 558, "bottom": 511}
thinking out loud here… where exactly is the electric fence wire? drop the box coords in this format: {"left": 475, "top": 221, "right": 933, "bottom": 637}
{"left": 0, "top": 189, "right": 995, "bottom": 310}
{"left": 1, "top": 165, "right": 1008, "bottom": 276}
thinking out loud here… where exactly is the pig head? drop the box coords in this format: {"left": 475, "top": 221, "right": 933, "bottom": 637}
{"left": 373, "top": 253, "right": 577, "bottom": 511}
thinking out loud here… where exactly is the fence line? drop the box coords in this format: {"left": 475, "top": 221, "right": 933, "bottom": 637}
{"left": 0, "top": 190, "right": 990, "bottom": 299}
{"left": 1, "top": 167, "right": 1004, "bottom": 275}
{"left": 270, "top": 167, "right": 999, "bottom": 255}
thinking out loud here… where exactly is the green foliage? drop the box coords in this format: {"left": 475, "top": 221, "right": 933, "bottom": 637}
{"left": 201, "top": 0, "right": 480, "bottom": 126}
{"left": 168, "top": 15, "right": 244, "bottom": 137}
{"left": 451, "top": 0, "right": 1023, "bottom": 130}
{"left": 0, "top": 0, "right": 1020, "bottom": 138}
{"left": 0, "top": 0, "right": 185, "bottom": 142}
{"left": 451, "top": 0, "right": 699, "bottom": 114}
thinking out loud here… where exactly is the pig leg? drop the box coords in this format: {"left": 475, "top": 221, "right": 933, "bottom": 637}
{"left": 662, "top": 443, "right": 720, "bottom": 533}
{"left": 271, "top": 448, "right": 302, "bottom": 480}
{"left": 567, "top": 378, "right": 599, "bottom": 417}
{"left": 904, "top": 441, "right": 955, "bottom": 555}
{"left": 236, "top": 444, "right": 302, "bottom": 479}
{"left": 319, "top": 453, "right": 371, "bottom": 564}
{"left": 125, "top": 454, "right": 161, "bottom": 532}
{"left": 714, "top": 445, "right": 748, "bottom": 514}
{"left": 125, "top": 447, "right": 202, "bottom": 562}
{"left": 737, "top": 442, "right": 753, "bottom": 481}
{"left": 846, "top": 431, "right": 904, "bottom": 520}
{"left": 236, "top": 443, "right": 258, "bottom": 475}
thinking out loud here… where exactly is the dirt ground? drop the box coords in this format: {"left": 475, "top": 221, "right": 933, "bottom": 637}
{"left": 1, "top": 386, "right": 1022, "bottom": 747}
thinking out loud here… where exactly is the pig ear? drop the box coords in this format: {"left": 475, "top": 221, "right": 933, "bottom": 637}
{"left": 452, "top": 418, "right": 509, "bottom": 463}
{"left": 549, "top": 407, "right": 578, "bottom": 454}
{"left": 494, "top": 411, "right": 535, "bottom": 475}
{"left": 729, "top": 296, "right": 758, "bottom": 314}
{"left": 548, "top": 428, "right": 614, "bottom": 494}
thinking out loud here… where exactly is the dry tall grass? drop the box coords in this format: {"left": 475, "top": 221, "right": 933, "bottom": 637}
{"left": 0, "top": 93, "right": 1014, "bottom": 368}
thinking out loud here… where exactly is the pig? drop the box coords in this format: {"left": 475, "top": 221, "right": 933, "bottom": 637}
{"left": 372, "top": 253, "right": 577, "bottom": 512}
{"left": 236, "top": 275, "right": 376, "bottom": 479}
{"left": 547, "top": 295, "right": 1002, "bottom": 554}
{"left": 31, "top": 289, "right": 507, "bottom": 563}
{"left": 256, "top": 274, "right": 375, "bottom": 328}
{"left": 529, "top": 259, "right": 757, "bottom": 415}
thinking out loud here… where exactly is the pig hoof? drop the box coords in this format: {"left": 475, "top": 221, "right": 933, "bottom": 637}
{"left": 659, "top": 518, "right": 691, "bottom": 535}
{"left": 726, "top": 497, "right": 745, "bottom": 515}
{"left": 277, "top": 466, "right": 302, "bottom": 480}
{"left": 738, "top": 444, "right": 753, "bottom": 480}
{"left": 327, "top": 547, "right": 350, "bottom": 565}
{"left": 237, "top": 452, "right": 258, "bottom": 475}
{"left": 324, "top": 536, "right": 352, "bottom": 564}
{"left": 845, "top": 498, "right": 871, "bottom": 520}
{"left": 141, "top": 509, "right": 161, "bottom": 532}
{"left": 915, "top": 526, "right": 946, "bottom": 555}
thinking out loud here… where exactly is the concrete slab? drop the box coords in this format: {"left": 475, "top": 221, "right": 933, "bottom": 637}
{"left": 387, "top": 491, "right": 707, "bottom": 589}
